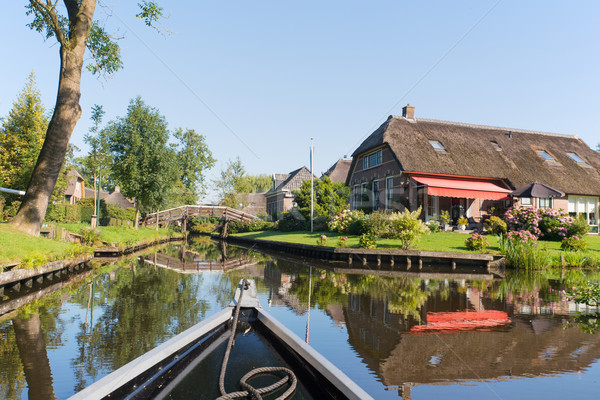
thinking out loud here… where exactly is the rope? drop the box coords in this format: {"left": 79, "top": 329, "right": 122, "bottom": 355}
{"left": 216, "top": 279, "right": 297, "bottom": 400}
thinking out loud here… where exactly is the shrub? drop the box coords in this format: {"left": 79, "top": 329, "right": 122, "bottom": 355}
{"left": 80, "top": 227, "right": 102, "bottom": 246}
{"left": 483, "top": 216, "right": 507, "bottom": 235}
{"left": 427, "top": 219, "right": 440, "bottom": 232}
{"left": 190, "top": 217, "right": 219, "bottom": 234}
{"left": 388, "top": 207, "right": 429, "bottom": 250}
{"left": 336, "top": 236, "right": 348, "bottom": 247}
{"left": 498, "top": 234, "right": 551, "bottom": 269}
{"left": 358, "top": 232, "right": 376, "bottom": 249}
{"left": 561, "top": 236, "right": 587, "bottom": 252}
{"left": 568, "top": 215, "right": 591, "bottom": 238}
{"left": 328, "top": 209, "right": 364, "bottom": 233}
{"left": 506, "top": 230, "right": 538, "bottom": 244}
{"left": 503, "top": 207, "right": 575, "bottom": 240}
{"left": 228, "top": 219, "right": 275, "bottom": 233}
{"left": 464, "top": 232, "right": 489, "bottom": 251}
{"left": 19, "top": 252, "right": 49, "bottom": 269}
{"left": 313, "top": 215, "right": 329, "bottom": 232}
{"left": 439, "top": 210, "right": 451, "bottom": 226}
{"left": 560, "top": 251, "right": 589, "bottom": 268}
{"left": 277, "top": 211, "right": 307, "bottom": 232}
{"left": 361, "top": 212, "right": 391, "bottom": 238}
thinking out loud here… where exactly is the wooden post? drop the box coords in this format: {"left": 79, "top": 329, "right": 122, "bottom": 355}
{"left": 348, "top": 254, "right": 353, "bottom": 264}
{"left": 560, "top": 254, "right": 565, "bottom": 268}
{"left": 377, "top": 255, "right": 381, "bottom": 266}
{"left": 451, "top": 260, "right": 456, "bottom": 270}
{"left": 362, "top": 256, "right": 367, "bottom": 265}
{"left": 418, "top": 258, "right": 423, "bottom": 270}
{"left": 390, "top": 256, "right": 394, "bottom": 266}
{"left": 406, "top": 256, "right": 411, "bottom": 269}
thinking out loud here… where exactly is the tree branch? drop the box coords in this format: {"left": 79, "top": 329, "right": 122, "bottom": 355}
{"left": 63, "top": 0, "right": 79, "bottom": 25}
{"left": 29, "top": 0, "right": 66, "bottom": 44}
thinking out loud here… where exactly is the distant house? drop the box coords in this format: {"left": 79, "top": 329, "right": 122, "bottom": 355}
{"left": 64, "top": 169, "right": 85, "bottom": 204}
{"left": 265, "top": 166, "right": 315, "bottom": 218}
{"left": 84, "top": 185, "right": 134, "bottom": 209}
{"left": 323, "top": 157, "right": 352, "bottom": 183}
{"left": 239, "top": 192, "right": 267, "bottom": 216}
{"left": 346, "top": 104, "right": 600, "bottom": 232}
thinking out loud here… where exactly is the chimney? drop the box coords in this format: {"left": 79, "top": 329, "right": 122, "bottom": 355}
{"left": 402, "top": 104, "right": 415, "bottom": 120}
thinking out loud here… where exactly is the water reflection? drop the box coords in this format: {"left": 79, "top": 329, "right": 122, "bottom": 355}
{"left": 0, "top": 239, "right": 599, "bottom": 399}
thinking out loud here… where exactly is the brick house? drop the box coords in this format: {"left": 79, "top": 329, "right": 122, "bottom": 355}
{"left": 346, "top": 105, "right": 600, "bottom": 232}
{"left": 265, "top": 166, "right": 315, "bottom": 218}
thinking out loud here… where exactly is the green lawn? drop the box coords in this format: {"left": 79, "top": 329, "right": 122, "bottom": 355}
{"left": 233, "top": 230, "right": 600, "bottom": 258}
{"left": 0, "top": 223, "right": 85, "bottom": 266}
{"left": 57, "top": 223, "right": 181, "bottom": 247}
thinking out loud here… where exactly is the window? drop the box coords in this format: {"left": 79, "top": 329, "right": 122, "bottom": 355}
{"left": 363, "top": 150, "right": 382, "bottom": 170}
{"left": 521, "top": 197, "right": 532, "bottom": 206}
{"left": 429, "top": 140, "right": 447, "bottom": 154}
{"left": 361, "top": 182, "right": 368, "bottom": 208}
{"left": 566, "top": 152, "right": 591, "bottom": 168}
{"left": 538, "top": 197, "right": 552, "bottom": 209}
{"left": 373, "top": 180, "right": 380, "bottom": 211}
{"left": 537, "top": 150, "right": 554, "bottom": 160}
{"left": 353, "top": 184, "right": 359, "bottom": 209}
{"left": 536, "top": 150, "right": 562, "bottom": 166}
{"left": 385, "top": 176, "right": 393, "bottom": 210}
{"left": 568, "top": 196, "right": 598, "bottom": 232}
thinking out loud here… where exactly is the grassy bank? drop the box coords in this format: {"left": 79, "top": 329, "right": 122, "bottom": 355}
{"left": 57, "top": 223, "right": 181, "bottom": 247}
{"left": 0, "top": 223, "right": 87, "bottom": 266}
{"left": 233, "top": 230, "right": 600, "bottom": 263}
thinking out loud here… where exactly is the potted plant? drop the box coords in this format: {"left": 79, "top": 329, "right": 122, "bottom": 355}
{"left": 457, "top": 217, "right": 469, "bottom": 231}
{"left": 440, "top": 210, "right": 452, "bottom": 231}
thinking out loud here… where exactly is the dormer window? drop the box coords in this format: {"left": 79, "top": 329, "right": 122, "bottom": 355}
{"left": 566, "top": 152, "right": 591, "bottom": 168}
{"left": 537, "top": 150, "right": 554, "bottom": 160}
{"left": 429, "top": 140, "right": 447, "bottom": 154}
{"left": 363, "top": 149, "right": 382, "bottom": 170}
{"left": 490, "top": 141, "right": 502, "bottom": 151}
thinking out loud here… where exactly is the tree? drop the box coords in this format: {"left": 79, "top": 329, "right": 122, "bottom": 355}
{"left": 10, "top": 1, "right": 163, "bottom": 236}
{"left": 212, "top": 157, "right": 251, "bottom": 209}
{"left": 240, "top": 174, "right": 272, "bottom": 193}
{"left": 173, "top": 128, "right": 215, "bottom": 204}
{"left": 293, "top": 175, "right": 350, "bottom": 221}
{"left": 105, "top": 97, "right": 178, "bottom": 228}
{"left": 0, "top": 72, "right": 48, "bottom": 191}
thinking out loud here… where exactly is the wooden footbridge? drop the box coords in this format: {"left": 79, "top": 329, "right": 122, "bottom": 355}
{"left": 144, "top": 205, "right": 258, "bottom": 233}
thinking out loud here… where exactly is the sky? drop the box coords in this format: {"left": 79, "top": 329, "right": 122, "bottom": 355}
{"left": 2, "top": 1, "right": 600, "bottom": 202}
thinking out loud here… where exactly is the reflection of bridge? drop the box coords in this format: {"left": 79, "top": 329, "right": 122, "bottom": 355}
{"left": 144, "top": 205, "right": 258, "bottom": 229}
{"left": 142, "top": 252, "right": 257, "bottom": 274}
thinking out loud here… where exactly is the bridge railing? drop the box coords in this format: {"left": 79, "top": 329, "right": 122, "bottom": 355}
{"left": 144, "top": 205, "right": 258, "bottom": 227}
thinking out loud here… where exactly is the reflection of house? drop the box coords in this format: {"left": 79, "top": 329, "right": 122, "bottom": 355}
{"left": 265, "top": 166, "right": 315, "bottom": 217}
{"left": 346, "top": 105, "right": 600, "bottom": 231}
{"left": 64, "top": 169, "right": 85, "bottom": 204}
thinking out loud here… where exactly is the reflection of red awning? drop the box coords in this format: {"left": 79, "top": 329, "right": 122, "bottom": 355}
{"left": 410, "top": 310, "right": 511, "bottom": 334}
{"left": 413, "top": 176, "right": 511, "bottom": 200}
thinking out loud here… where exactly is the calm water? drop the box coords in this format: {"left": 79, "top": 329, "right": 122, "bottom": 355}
{"left": 1, "top": 237, "right": 600, "bottom": 399}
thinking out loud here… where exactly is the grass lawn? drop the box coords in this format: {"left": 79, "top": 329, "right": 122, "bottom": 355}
{"left": 57, "top": 223, "right": 181, "bottom": 247}
{"left": 233, "top": 230, "right": 600, "bottom": 258}
{"left": 0, "top": 223, "right": 85, "bottom": 266}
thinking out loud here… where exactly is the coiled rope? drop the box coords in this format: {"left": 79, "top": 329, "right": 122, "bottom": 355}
{"left": 216, "top": 279, "right": 297, "bottom": 400}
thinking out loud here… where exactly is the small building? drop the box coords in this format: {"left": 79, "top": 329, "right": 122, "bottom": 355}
{"left": 64, "top": 169, "right": 85, "bottom": 204}
{"left": 265, "top": 166, "right": 315, "bottom": 218}
{"left": 346, "top": 104, "right": 600, "bottom": 232}
{"left": 84, "top": 184, "right": 134, "bottom": 209}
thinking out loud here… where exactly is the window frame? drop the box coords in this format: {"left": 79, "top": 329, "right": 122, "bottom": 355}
{"left": 385, "top": 176, "right": 393, "bottom": 211}
{"left": 363, "top": 149, "right": 383, "bottom": 170}
{"left": 521, "top": 197, "right": 532, "bottom": 206}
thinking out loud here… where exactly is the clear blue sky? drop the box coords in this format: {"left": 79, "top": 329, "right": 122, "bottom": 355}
{"left": 2, "top": 1, "right": 599, "bottom": 201}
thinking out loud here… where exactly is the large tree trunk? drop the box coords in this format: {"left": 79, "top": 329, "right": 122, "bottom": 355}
{"left": 10, "top": 2, "right": 95, "bottom": 236}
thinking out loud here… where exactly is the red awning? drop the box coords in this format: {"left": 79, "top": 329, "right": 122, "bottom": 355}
{"left": 413, "top": 176, "right": 511, "bottom": 200}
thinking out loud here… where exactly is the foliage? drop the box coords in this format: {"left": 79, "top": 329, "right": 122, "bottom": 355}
{"left": 568, "top": 214, "right": 592, "bottom": 238}
{"left": 228, "top": 219, "right": 275, "bottom": 234}
{"left": 361, "top": 212, "right": 392, "bottom": 238}
{"left": 106, "top": 97, "right": 179, "bottom": 220}
{"left": 189, "top": 217, "right": 219, "bottom": 234}
{"left": 212, "top": 157, "right": 251, "bottom": 209}
{"left": 293, "top": 175, "right": 350, "bottom": 221}
{"left": 239, "top": 174, "right": 273, "bottom": 193}
{"left": 483, "top": 215, "right": 507, "bottom": 235}
{"left": 388, "top": 207, "right": 429, "bottom": 250}
{"left": 277, "top": 211, "right": 307, "bottom": 232}
{"left": 18, "top": 252, "right": 48, "bottom": 269}
{"left": 457, "top": 217, "right": 469, "bottom": 226}
{"left": 561, "top": 236, "right": 587, "bottom": 252}
{"left": 358, "top": 232, "right": 377, "bottom": 249}
{"left": 506, "top": 230, "right": 538, "bottom": 244}
{"left": 336, "top": 236, "right": 348, "bottom": 247}
{"left": 328, "top": 209, "right": 364, "bottom": 234}
{"left": 498, "top": 234, "right": 552, "bottom": 269}
{"left": 172, "top": 128, "right": 215, "bottom": 203}
{"left": 80, "top": 227, "right": 102, "bottom": 246}
{"left": 565, "top": 281, "right": 600, "bottom": 307}
{"left": 465, "top": 232, "right": 489, "bottom": 251}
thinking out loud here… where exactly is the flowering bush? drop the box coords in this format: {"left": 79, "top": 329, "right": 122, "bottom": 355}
{"left": 316, "top": 234, "right": 328, "bottom": 246}
{"left": 464, "top": 232, "right": 489, "bottom": 251}
{"left": 358, "top": 232, "right": 376, "bottom": 249}
{"left": 561, "top": 236, "right": 587, "bottom": 252}
{"left": 328, "top": 209, "right": 364, "bottom": 233}
{"left": 506, "top": 230, "right": 538, "bottom": 244}
{"left": 503, "top": 207, "right": 574, "bottom": 240}
{"left": 336, "top": 236, "right": 348, "bottom": 247}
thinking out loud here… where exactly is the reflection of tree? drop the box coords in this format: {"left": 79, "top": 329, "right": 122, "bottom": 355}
{"left": 70, "top": 259, "right": 211, "bottom": 390}
{"left": 0, "top": 322, "right": 26, "bottom": 399}
{"left": 13, "top": 314, "right": 56, "bottom": 400}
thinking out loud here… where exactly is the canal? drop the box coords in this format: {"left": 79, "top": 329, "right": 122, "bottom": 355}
{"left": 1, "top": 236, "right": 600, "bottom": 399}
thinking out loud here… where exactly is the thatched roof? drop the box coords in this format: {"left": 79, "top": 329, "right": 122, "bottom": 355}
{"left": 65, "top": 169, "right": 84, "bottom": 196}
{"left": 350, "top": 115, "right": 600, "bottom": 195}
{"left": 323, "top": 158, "right": 352, "bottom": 183}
